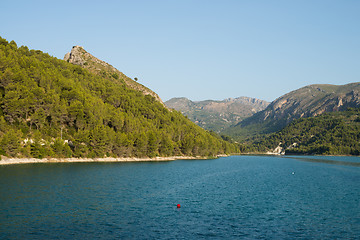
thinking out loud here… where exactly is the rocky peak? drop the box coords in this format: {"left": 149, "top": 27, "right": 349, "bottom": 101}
{"left": 64, "top": 46, "right": 165, "bottom": 106}
{"left": 64, "top": 46, "right": 86, "bottom": 66}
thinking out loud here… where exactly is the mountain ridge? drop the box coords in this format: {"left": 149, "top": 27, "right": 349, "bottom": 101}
{"left": 64, "top": 45, "right": 165, "bottom": 105}
{"left": 224, "top": 82, "right": 360, "bottom": 139}
{"left": 165, "top": 97, "right": 269, "bottom": 132}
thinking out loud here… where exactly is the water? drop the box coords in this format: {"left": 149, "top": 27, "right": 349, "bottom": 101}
{"left": 0, "top": 155, "right": 359, "bottom": 239}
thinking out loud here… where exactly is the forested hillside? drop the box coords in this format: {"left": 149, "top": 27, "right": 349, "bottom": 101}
{"left": 247, "top": 108, "right": 360, "bottom": 155}
{"left": 0, "top": 37, "right": 238, "bottom": 159}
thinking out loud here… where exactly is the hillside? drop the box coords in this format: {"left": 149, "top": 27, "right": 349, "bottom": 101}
{"left": 165, "top": 97, "right": 269, "bottom": 132}
{"left": 0, "top": 37, "right": 238, "bottom": 159}
{"left": 64, "top": 45, "right": 164, "bottom": 105}
{"left": 224, "top": 83, "right": 360, "bottom": 139}
{"left": 247, "top": 108, "right": 360, "bottom": 155}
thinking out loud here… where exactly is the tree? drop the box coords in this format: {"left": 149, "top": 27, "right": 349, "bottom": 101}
{"left": 134, "top": 132, "right": 148, "bottom": 157}
{"left": 89, "top": 125, "right": 114, "bottom": 157}
{"left": 1, "top": 129, "right": 22, "bottom": 157}
{"left": 147, "top": 131, "right": 159, "bottom": 158}
{"left": 181, "top": 133, "right": 195, "bottom": 155}
{"left": 31, "top": 108, "right": 46, "bottom": 130}
{"left": 159, "top": 134, "right": 174, "bottom": 156}
{"left": 51, "top": 138, "right": 72, "bottom": 158}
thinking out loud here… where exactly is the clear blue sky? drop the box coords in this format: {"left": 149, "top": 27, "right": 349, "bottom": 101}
{"left": 1, "top": 0, "right": 359, "bottom": 102}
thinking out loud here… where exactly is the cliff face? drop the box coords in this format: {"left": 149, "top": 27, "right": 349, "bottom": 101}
{"left": 64, "top": 46, "right": 164, "bottom": 105}
{"left": 229, "top": 82, "right": 360, "bottom": 136}
{"left": 165, "top": 97, "right": 269, "bottom": 132}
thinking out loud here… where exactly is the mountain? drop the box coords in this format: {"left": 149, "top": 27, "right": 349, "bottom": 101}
{"left": 0, "top": 37, "right": 238, "bottom": 159}
{"left": 224, "top": 83, "right": 360, "bottom": 139}
{"left": 64, "top": 45, "right": 164, "bottom": 105}
{"left": 165, "top": 97, "right": 269, "bottom": 132}
{"left": 248, "top": 108, "right": 360, "bottom": 155}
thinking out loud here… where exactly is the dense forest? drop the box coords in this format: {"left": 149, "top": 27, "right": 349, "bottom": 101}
{"left": 0, "top": 37, "right": 238, "bottom": 159}
{"left": 245, "top": 108, "right": 360, "bottom": 155}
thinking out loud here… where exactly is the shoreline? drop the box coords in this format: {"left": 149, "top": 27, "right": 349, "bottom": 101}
{"left": 0, "top": 156, "right": 219, "bottom": 165}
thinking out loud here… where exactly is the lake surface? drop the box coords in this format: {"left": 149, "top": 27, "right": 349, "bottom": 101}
{"left": 0, "top": 155, "right": 359, "bottom": 239}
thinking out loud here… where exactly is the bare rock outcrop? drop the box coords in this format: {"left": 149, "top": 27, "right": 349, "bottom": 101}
{"left": 64, "top": 46, "right": 86, "bottom": 66}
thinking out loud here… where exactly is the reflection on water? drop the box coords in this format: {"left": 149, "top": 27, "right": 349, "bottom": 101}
{"left": 283, "top": 156, "right": 360, "bottom": 167}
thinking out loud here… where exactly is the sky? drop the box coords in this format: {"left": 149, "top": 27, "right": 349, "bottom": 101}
{"left": 1, "top": 0, "right": 359, "bottom": 102}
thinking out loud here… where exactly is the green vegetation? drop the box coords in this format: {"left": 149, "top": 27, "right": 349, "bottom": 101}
{"left": 221, "top": 119, "right": 279, "bottom": 141}
{"left": 246, "top": 108, "right": 360, "bottom": 155}
{"left": 0, "top": 37, "right": 238, "bottom": 159}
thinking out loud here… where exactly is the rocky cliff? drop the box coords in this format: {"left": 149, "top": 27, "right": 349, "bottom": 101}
{"left": 64, "top": 46, "right": 164, "bottom": 105}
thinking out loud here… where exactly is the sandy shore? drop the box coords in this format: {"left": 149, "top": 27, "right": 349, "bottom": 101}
{"left": 0, "top": 156, "right": 215, "bottom": 165}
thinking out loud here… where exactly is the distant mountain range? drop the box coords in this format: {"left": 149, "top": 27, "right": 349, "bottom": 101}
{"left": 224, "top": 82, "right": 360, "bottom": 139}
{"left": 167, "top": 82, "right": 360, "bottom": 147}
{"left": 165, "top": 97, "right": 269, "bottom": 132}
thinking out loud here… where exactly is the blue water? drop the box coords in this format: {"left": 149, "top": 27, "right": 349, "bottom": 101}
{"left": 0, "top": 155, "right": 359, "bottom": 239}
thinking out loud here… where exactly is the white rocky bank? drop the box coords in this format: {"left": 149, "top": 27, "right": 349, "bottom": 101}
{"left": 0, "top": 156, "right": 221, "bottom": 165}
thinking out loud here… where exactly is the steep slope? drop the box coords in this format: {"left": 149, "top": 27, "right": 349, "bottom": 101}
{"left": 249, "top": 108, "right": 360, "bottom": 155}
{"left": 0, "top": 37, "right": 237, "bottom": 159}
{"left": 225, "top": 83, "right": 360, "bottom": 138}
{"left": 64, "top": 45, "right": 164, "bottom": 105}
{"left": 165, "top": 97, "right": 269, "bottom": 132}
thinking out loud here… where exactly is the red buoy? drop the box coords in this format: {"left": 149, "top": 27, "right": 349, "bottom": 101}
{"left": 177, "top": 204, "right": 181, "bottom": 208}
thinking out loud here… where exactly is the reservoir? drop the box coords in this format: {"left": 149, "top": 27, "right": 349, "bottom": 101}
{"left": 0, "top": 155, "right": 359, "bottom": 239}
